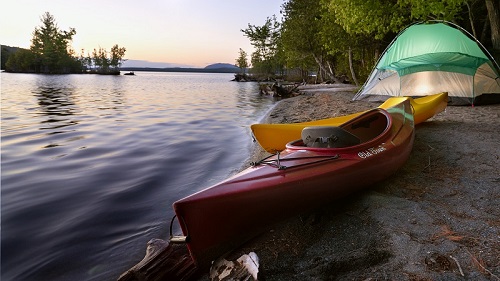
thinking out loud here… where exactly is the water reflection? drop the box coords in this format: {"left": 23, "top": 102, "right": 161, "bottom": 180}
{"left": 34, "top": 85, "right": 78, "bottom": 131}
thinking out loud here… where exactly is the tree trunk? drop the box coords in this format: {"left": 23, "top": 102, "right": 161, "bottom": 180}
{"left": 317, "top": 65, "right": 323, "bottom": 83}
{"left": 481, "top": 16, "right": 489, "bottom": 43}
{"left": 348, "top": 47, "right": 359, "bottom": 86}
{"left": 312, "top": 53, "right": 341, "bottom": 83}
{"left": 466, "top": 2, "right": 477, "bottom": 39}
{"left": 374, "top": 45, "right": 381, "bottom": 66}
{"left": 485, "top": 0, "right": 500, "bottom": 51}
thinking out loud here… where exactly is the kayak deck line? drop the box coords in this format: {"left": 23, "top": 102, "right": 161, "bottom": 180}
{"left": 250, "top": 152, "right": 341, "bottom": 170}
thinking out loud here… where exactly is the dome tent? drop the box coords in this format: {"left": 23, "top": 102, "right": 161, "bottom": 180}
{"left": 353, "top": 21, "right": 500, "bottom": 105}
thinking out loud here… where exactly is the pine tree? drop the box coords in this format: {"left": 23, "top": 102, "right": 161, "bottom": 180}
{"left": 235, "top": 48, "right": 248, "bottom": 74}
{"left": 30, "top": 12, "right": 77, "bottom": 73}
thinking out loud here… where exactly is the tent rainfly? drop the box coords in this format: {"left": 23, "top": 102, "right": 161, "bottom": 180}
{"left": 353, "top": 22, "right": 500, "bottom": 105}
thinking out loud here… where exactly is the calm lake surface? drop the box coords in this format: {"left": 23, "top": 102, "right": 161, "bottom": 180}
{"left": 1, "top": 72, "right": 276, "bottom": 281}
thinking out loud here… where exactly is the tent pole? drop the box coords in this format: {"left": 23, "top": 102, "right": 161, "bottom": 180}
{"left": 472, "top": 74, "right": 475, "bottom": 107}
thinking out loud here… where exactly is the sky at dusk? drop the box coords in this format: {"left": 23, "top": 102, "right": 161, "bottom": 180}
{"left": 0, "top": 0, "right": 283, "bottom": 68}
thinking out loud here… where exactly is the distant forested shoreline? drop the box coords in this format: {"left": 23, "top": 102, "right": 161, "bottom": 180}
{"left": 119, "top": 67, "right": 240, "bottom": 74}
{"left": 1, "top": 44, "right": 242, "bottom": 74}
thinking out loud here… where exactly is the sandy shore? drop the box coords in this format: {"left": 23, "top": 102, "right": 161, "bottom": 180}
{"left": 205, "top": 86, "right": 500, "bottom": 280}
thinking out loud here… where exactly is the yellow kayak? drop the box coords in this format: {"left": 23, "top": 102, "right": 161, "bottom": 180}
{"left": 251, "top": 92, "right": 448, "bottom": 153}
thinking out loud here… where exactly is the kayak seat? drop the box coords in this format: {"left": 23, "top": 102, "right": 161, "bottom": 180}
{"left": 301, "top": 126, "right": 361, "bottom": 148}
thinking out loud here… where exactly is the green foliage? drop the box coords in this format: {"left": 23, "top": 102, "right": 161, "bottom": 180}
{"left": 77, "top": 49, "right": 92, "bottom": 71}
{"left": 280, "top": 0, "right": 323, "bottom": 71}
{"left": 318, "top": 3, "right": 379, "bottom": 82}
{"left": 325, "top": 0, "right": 467, "bottom": 40}
{"left": 400, "top": 0, "right": 465, "bottom": 21}
{"left": 5, "top": 12, "right": 126, "bottom": 75}
{"left": 5, "top": 48, "right": 36, "bottom": 72}
{"left": 29, "top": 12, "right": 79, "bottom": 73}
{"left": 241, "top": 15, "right": 283, "bottom": 76}
{"left": 235, "top": 48, "right": 249, "bottom": 73}
{"left": 80, "top": 45, "right": 126, "bottom": 74}
{"left": 280, "top": 0, "right": 354, "bottom": 82}
{"left": 92, "top": 48, "right": 108, "bottom": 72}
{"left": 110, "top": 44, "right": 127, "bottom": 70}
{"left": 324, "top": 0, "right": 407, "bottom": 39}
{"left": 1, "top": 45, "right": 15, "bottom": 70}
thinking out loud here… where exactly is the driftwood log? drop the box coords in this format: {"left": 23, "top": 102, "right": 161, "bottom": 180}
{"left": 117, "top": 239, "right": 198, "bottom": 281}
{"left": 232, "top": 73, "right": 257, "bottom": 82}
{"left": 259, "top": 83, "right": 301, "bottom": 98}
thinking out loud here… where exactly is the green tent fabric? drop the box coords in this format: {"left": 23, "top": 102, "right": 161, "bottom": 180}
{"left": 354, "top": 22, "right": 500, "bottom": 105}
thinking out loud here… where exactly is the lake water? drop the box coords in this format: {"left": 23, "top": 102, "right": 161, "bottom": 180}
{"left": 1, "top": 72, "right": 276, "bottom": 281}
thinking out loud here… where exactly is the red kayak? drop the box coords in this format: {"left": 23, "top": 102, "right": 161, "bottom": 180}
{"left": 172, "top": 98, "right": 415, "bottom": 269}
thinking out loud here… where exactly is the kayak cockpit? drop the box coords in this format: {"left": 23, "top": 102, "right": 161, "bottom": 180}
{"left": 301, "top": 126, "right": 360, "bottom": 148}
{"left": 287, "top": 108, "right": 391, "bottom": 150}
{"left": 341, "top": 108, "right": 390, "bottom": 143}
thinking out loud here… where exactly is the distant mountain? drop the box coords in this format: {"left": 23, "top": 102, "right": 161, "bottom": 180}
{"left": 121, "top": 60, "right": 193, "bottom": 68}
{"left": 204, "top": 63, "right": 239, "bottom": 70}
